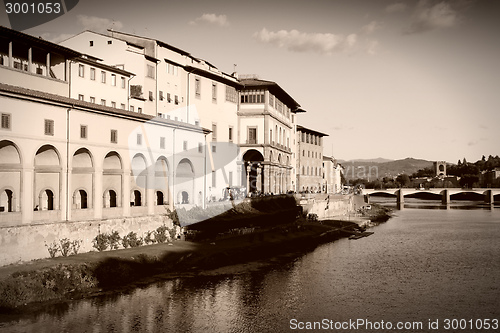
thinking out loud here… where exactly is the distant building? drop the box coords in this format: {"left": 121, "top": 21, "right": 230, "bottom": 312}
{"left": 322, "top": 156, "right": 342, "bottom": 193}
{"left": 296, "top": 125, "right": 328, "bottom": 193}
{"left": 434, "top": 161, "right": 447, "bottom": 177}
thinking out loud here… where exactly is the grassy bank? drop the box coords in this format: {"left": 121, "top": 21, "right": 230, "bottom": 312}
{"left": 0, "top": 218, "right": 359, "bottom": 312}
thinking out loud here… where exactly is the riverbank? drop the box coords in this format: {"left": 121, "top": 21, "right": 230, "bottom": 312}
{"left": 0, "top": 218, "right": 365, "bottom": 313}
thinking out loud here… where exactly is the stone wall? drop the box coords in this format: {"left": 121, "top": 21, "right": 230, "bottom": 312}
{"left": 0, "top": 215, "right": 176, "bottom": 266}
{"left": 300, "top": 194, "right": 365, "bottom": 220}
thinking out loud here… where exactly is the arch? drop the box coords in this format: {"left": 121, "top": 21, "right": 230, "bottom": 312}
{"left": 277, "top": 154, "right": 282, "bottom": 164}
{"left": 103, "top": 151, "right": 122, "bottom": 170}
{"left": 0, "top": 189, "right": 13, "bottom": 212}
{"left": 73, "top": 189, "right": 88, "bottom": 209}
{"left": 242, "top": 149, "right": 264, "bottom": 162}
{"left": 156, "top": 191, "right": 164, "bottom": 205}
{"left": 39, "top": 189, "right": 54, "bottom": 210}
{"left": 34, "top": 145, "right": 60, "bottom": 167}
{"left": 131, "top": 189, "right": 142, "bottom": 206}
{"left": 176, "top": 158, "right": 195, "bottom": 177}
{"left": 0, "top": 140, "right": 22, "bottom": 164}
{"left": 72, "top": 148, "right": 93, "bottom": 168}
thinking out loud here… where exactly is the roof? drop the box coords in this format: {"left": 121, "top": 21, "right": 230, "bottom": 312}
{"left": 296, "top": 125, "right": 329, "bottom": 137}
{"left": 184, "top": 65, "right": 241, "bottom": 87}
{"left": 77, "top": 57, "right": 134, "bottom": 77}
{"left": 0, "top": 83, "right": 209, "bottom": 133}
{"left": 239, "top": 78, "right": 301, "bottom": 109}
{"left": 0, "top": 26, "right": 81, "bottom": 58}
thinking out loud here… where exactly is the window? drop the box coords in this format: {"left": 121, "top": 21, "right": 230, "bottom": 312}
{"left": 89, "top": 41, "right": 93, "bottom": 47}
{"left": 212, "top": 123, "right": 217, "bottom": 142}
{"left": 159, "top": 91, "right": 164, "bottom": 100}
{"left": 212, "top": 82, "right": 217, "bottom": 102}
{"left": 241, "top": 90, "right": 265, "bottom": 103}
{"left": 212, "top": 145, "right": 216, "bottom": 153}
{"left": 111, "top": 101, "right": 116, "bottom": 108}
{"left": 167, "top": 93, "right": 171, "bottom": 103}
{"left": 160, "top": 137, "right": 165, "bottom": 149}
{"left": 90, "top": 68, "right": 95, "bottom": 80}
{"left": 90, "top": 97, "right": 95, "bottom": 104}
{"left": 44, "top": 119, "right": 54, "bottom": 136}
{"left": 130, "top": 105, "right": 134, "bottom": 112}
{"left": 110, "top": 130, "right": 117, "bottom": 143}
{"left": 149, "top": 91, "right": 154, "bottom": 101}
{"left": 120, "top": 103, "right": 126, "bottom": 109}
{"left": 101, "top": 99, "right": 106, "bottom": 106}
{"left": 107, "top": 40, "right": 112, "bottom": 45}
{"left": 137, "top": 133, "right": 142, "bottom": 145}
{"left": 121, "top": 77, "right": 126, "bottom": 88}
{"left": 225, "top": 85, "right": 237, "bottom": 103}
{"left": 36, "top": 67, "right": 43, "bottom": 75}
{"left": 195, "top": 77, "right": 201, "bottom": 97}
{"left": 248, "top": 127, "right": 257, "bottom": 144}
{"left": 147, "top": 65, "right": 155, "bottom": 78}
{"left": 138, "top": 107, "right": 142, "bottom": 114}
{"left": 1, "top": 113, "right": 11, "bottom": 130}
{"left": 80, "top": 125, "right": 87, "bottom": 139}
{"left": 78, "top": 94, "right": 84, "bottom": 101}
{"left": 228, "top": 126, "right": 233, "bottom": 142}
{"left": 101, "top": 71, "right": 106, "bottom": 83}
{"left": 212, "top": 171, "right": 216, "bottom": 187}
{"left": 78, "top": 64, "right": 84, "bottom": 77}
{"left": 174, "top": 95, "right": 179, "bottom": 105}
{"left": 111, "top": 74, "right": 116, "bottom": 86}
{"left": 195, "top": 120, "right": 200, "bottom": 126}
{"left": 198, "top": 142, "right": 203, "bottom": 153}
{"left": 183, "top": 141, "right": 188, "bottom": 151}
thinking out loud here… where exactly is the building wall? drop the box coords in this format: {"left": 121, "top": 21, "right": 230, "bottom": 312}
{"left": 297, "top": 128, "right": 325, "bottom": 192}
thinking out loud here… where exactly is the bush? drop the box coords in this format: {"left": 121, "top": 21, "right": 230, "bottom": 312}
{"left": 59, "top": 238, "right": 72, "bottom": 257}
{"left": 122, "top": 231, "right": 143, "bottom": 248}
{"left": 144, "top": 230, "right": 156, "bottom": 245}
{"left": 92, "top": 234, "right": 109, "bottom": 252}
{"left": 71, "top": 239, "right": 82, "bottom": 255}
{"left": 108, "top": 230, "right": 121, "bottom": 250}
{"left": 45, "top": 241, "right": 59, "bottom": 258}
{"left": 155, "top": 225, "right": 168, "bottom": 243}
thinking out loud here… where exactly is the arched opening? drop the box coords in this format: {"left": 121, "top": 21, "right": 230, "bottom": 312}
{"left": 182, "top": 191, "right": 189, "bottom": 204}
{"left": 156, "top": 191, "right": 164, "bottom": 205}
{"left": 131, "top": 190, "right": 142, "bottom": 206}
{"left": 109, "top": 190, "right": 117, "bottom": 208}
{"left": 103, "top": 152, "right": 122, "bottom": 209}
{"left": 242, "top": 149, "right": 264, "bottom": 194}
{"left": 155, "top": 157, "right": 169, "bottom": 205}
{"left": 73, "top": 189, "right": 88, "bottom": 209}
{"left": 0, "top": 189, "right": 13, "bottom": 212}
{"left": 41, "top": 189, "right": 54, "bottom": 210}
{"left": 79, "top": 190, "right": 88, "bottom": 209}
{"left": 175, "top": 158, "right": 195, "bottom": 205}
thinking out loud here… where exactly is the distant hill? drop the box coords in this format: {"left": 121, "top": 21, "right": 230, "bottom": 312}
{"left": 340, "top": 157, "right": 434, "bottom": 180}
{"left": 338, "top": 157, "right": 394, "bottom": 164}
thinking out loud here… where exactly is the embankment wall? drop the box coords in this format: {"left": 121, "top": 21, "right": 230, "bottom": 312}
{"left": 0, "top": 215, "right": 175, "bottom": 266}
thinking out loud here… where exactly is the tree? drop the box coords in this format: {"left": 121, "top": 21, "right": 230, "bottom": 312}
{"left": 396, "top": 174, "right": 411, "bottom": 187}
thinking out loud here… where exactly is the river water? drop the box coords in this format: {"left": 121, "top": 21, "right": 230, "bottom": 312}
{"left": 1, "top": 200, "right": 499, "bottom": 333}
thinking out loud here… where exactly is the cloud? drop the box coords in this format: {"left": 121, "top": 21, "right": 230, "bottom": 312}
{"left": 254, "top": 28, "right": 357, "bottom": 55}
{"left": 406, "top": 1, "right": 461, "bottom": 34}
{"left": 77, "top": 15, "right": 123, "bottom": 32}
{"left": 362, "top": 21, "right": 381, "bottom": 35}
{"left": 190, "top": 13, "right": 229, "bottom": 27}
{"left": 366, "top": 40, "right": 380, "bottom": 55}
{"left": 385, "top": 2, "right": 408, "bottom": 13}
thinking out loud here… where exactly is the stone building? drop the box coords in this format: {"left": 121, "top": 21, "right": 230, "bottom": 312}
{"left": 296, "top": 125, "right": 328, "bottom": 193}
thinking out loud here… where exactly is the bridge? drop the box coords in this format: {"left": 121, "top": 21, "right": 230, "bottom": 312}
{"left": 362, "top": 188, "right": 500, "bottom": 205}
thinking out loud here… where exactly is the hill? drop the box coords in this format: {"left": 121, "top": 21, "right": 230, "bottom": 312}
{"left": 341, "top": 157, "right": 434, "bottom": 180}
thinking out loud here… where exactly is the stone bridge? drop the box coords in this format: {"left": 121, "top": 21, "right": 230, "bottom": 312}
{"left": 363, "top": 188, "right": 500, "bottom": 205}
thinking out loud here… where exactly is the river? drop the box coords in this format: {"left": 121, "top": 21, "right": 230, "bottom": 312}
{"left": 1, "top": 200, "right": 499, "bottom": 333}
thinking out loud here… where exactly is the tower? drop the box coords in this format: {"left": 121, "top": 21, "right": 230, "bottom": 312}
{"left": 434, "top": 161, "right": 447, "bottom": 177}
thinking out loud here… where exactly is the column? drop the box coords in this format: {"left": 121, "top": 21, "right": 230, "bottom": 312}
{"left": 8, "top": 41, "right": 13, "bottom": 67}
{"left": 28, "top": 47, "right": 32, "bottom": 73}
{"left": 441, "top": 189, "right": 450, "bottom": 205}
{"left": 256, "top": 166, "right": 262, "bottom": 193}
{"left": 396, "top": 189, "right": 404, "bottom": 210}
{"left": 123, "top": 168, "right": 131, "bottom": 216}
{"left": 21, "top": 168, "right": 34, "bottom": 224}
{"left": 484, "top": 189, "right": 494, "bottom": 204}
{"left": 46, "top": 52, "right": 50, "bottom": 77}
{"left": 245, "top": 165, "right": 250, "bottom": 193}
{"left": 94, "top": 168, "right": 103, "bottom": 219}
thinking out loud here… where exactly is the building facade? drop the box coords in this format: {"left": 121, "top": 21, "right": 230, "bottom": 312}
{"left": 322, "top": 156, "right": 342, "bottom": 194}
{"left": 296, "top": 125, "right": 328, "bottom": 193}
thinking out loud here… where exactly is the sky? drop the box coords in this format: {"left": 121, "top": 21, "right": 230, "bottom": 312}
{"left": 1, "top": 0, "right": 499, "bottom": 163}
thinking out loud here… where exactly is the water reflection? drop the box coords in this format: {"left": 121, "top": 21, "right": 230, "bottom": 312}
{"left": 1, "top": 208, "right": 499, "bottom": 333}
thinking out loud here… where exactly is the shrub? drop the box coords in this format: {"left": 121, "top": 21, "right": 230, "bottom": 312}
{"left": 92, "top": 233, "right": 109, "bottom": 252}
{"left": 155, "top": 224, "right": 168, "bottom": 243}
{"left": 45, "top": 241, "right": 59, "bottom": 258}
{"left": 122, "top": 231, "right": 143, "bottom": 248}
{"left": 144, "top": 230, "right": 156, "bottom": 245}
{"left": 108, "top": 230, "right": 121, "bottom": 250}
{"left": 166, "top": 209, "right": 180, "bottom": 227}
{"left": 59, "top": 238, "right": 72, "bottom": 257}
{"left": 71, "top": 239, "right": 82, "bottom": 255}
